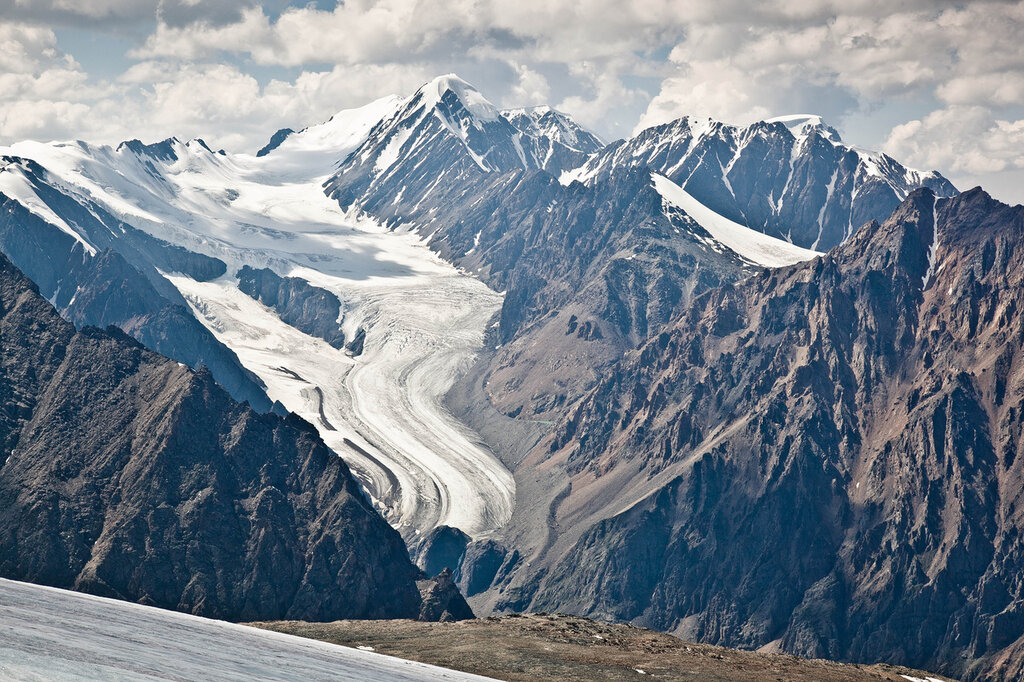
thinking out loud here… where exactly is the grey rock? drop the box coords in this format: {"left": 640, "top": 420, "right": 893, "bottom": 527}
{"left": 236, "top": 265, "right": 346, "bottom": 349}
{"left": 417, "top": 568, "right": 475, "bottom": 622}
{"left": 413, "top": 525, "right": 471, "bottom": 578}
{"left": 257, "top": 128, "right": 294, "bottom": 157}
{"left": 457, "top": 540, "right": 509, "bottom": 597}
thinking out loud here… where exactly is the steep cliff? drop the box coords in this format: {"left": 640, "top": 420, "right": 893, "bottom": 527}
{"left": 507, "top": 188, "right": 1024, "bottom": 680}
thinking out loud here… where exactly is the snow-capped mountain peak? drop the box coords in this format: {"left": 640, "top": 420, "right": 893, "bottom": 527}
{"left": 765, "top": 113, "right": 842, "bottom": 143}
{"left": 324, "top": 74, "right": 612, "bottom": 213}
{"left": 560, "top": 110, "right": 956, "bottom": 251}
{"left": 419, "top": 73, "right": 501, "bottom": 124}
{"left": 253, "top": 95, "right": 405, "bottom": 180}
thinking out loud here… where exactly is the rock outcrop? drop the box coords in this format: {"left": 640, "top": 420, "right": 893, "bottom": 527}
{"left": 417, "top": 569, "right": 475, "bottom": 622}
{"left": 236, "top": 265, "right": 346, "bottom": 349}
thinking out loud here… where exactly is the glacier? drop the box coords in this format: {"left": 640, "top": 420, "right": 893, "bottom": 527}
{"left": 0, "top": 94, "right": 514, "bottom": 540}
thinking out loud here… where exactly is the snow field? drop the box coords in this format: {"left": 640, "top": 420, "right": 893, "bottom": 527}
{"left": 0, "top": 578, "right": 494, "bottom": 681}
{"left": 652, "top": 173, "right": 821, "bottom": 268}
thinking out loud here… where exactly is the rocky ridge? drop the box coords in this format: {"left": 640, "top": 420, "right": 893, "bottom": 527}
{"left": 493, "top": 188, "right": 1024, "bottom": 680}
{"left": 565, "top": 114, "right": 957, "bottom": 251}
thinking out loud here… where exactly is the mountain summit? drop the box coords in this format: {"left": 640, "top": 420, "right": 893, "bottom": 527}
{"left": 563, "top": 113, "right": 955, "bottom": 251}
{"left": 324, "top": 74, "right": 603, "bottom": 216}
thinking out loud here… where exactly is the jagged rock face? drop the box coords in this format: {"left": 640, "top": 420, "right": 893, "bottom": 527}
{"left": 0, "top": 253, "right": 427, "bottom": 622}
{"left": 413, "top": 525, "right": 471, "bottom": 579}
{"left": 457, "top": 540, "right": 511, "bottom": 597}
{"left": 325, "top": 76, "right": 604, "bottom": 224}
{"left": 417, "top": 568, "right": 475, "bottom": 622}
{"left": 505, "top": 188, "right": 1024, "bottom": 680}
{"left": 410, "top": 525, "right": 517, "bottom": 599}
{"left": 502, "top": 106, "right": 604, "bottom": 173}
{"left": 236, "top": 265, "right": 346, "bottom": 349}
{"left": 422, "top": 167, "right": 750, "bottom": 418}
{"left": 567, "top": 116, "right": 957, "bottom": 251}
{"left": 0, "top": 159, "right": 272, "bottom": 411}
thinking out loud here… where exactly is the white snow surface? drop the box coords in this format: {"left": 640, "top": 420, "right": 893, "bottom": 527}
{"left": 923, "top": 195, "right": 941, "bottom": 288}
{"left": 266, "top": 96, "right": 404, "bottom": 181}
{"left": 422, "top": 74, "right": 500, "bottom": 123}
{"left": 765, "top": 113, "right": 827, "bottom": 128}
{"left": 0, "top": 578, "right": 494, "bottom": 681}
{"left": 0, "top": 102, "right": 514, "bottom": 539}
{"left": 0, "top": 157, "right": 97, "bottom": 255}
{"left": 764, "top": 113, "right": 839, "bottom": 140}
{"left": 652, "top": 173, "right": 821, "bottom": 268}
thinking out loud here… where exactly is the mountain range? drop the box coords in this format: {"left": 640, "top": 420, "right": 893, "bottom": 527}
{"left": 2, "top": 73, "right": 1021, "bottom": 680}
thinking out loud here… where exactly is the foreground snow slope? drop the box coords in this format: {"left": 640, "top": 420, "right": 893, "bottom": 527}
{"left": 0, "top": 578, "right": 493, "bottom": 681}
{"left": 0, "top": 95, "right": 513, "bottom": 539}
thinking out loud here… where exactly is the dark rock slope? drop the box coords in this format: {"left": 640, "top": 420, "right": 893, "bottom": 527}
{"left": 236, "top": 265, "right": 346, "bottom": 349}
{"left": 436, "top": 167, "right": 750, "bottom": 419}
{"left": 0, "top": 252, "right": 437, "bottom": 622}
{"left": 504, "top": 187, "right": 1024, "bottom": 680}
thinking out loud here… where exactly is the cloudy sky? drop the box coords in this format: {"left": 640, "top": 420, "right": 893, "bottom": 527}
{"left": 1, "top": 0, "right": 1022, "bottom": 203}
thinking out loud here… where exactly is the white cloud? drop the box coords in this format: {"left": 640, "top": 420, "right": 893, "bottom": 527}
{"left": 0, "top": 22, "right": 65, "bottom": 73}
{"left": 129, "top": 1, "right": 684, "bottom": 68}
{"left": 0, "top": 22, "right": 116, "bottom": 142}
{"left": 0, "top": 0, "right": 257, "bottom": 28}
{"left": 884, "top": 106, "right": 1024, "bottom": 176}
{"left": 119, "top": 0, "right": 683, "bottom": 142}
{"left": 0, "top": 31, "right": 433, "bottom": 154}
{"left": 936, "top": 73, "right": 1024, "bottom": 108}
{"left": 2, "top": 1, "right": 1024, "bottom": 202}
{"left": 504, "top": 63, "right": 551, "bottom": 108}
{"left": 0, "top": 99, "right": 92, "bottom": 140}
{"left": 557, "top": 58, "right": 651, "bottom": 134}
{"left": 128, "top": 8, "right": 271, "bottom": 62}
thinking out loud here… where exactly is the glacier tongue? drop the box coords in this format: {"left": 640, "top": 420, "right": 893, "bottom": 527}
{"left": 0, "top": 104, "right": 514, "bottom": 540}
{"left": 163, "top": 216, "right": 512, "bottom": 538}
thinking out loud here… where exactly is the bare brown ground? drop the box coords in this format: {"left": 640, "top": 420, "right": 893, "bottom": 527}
{"left": 248, "top": 613, "right": 955, "bottom": 682}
